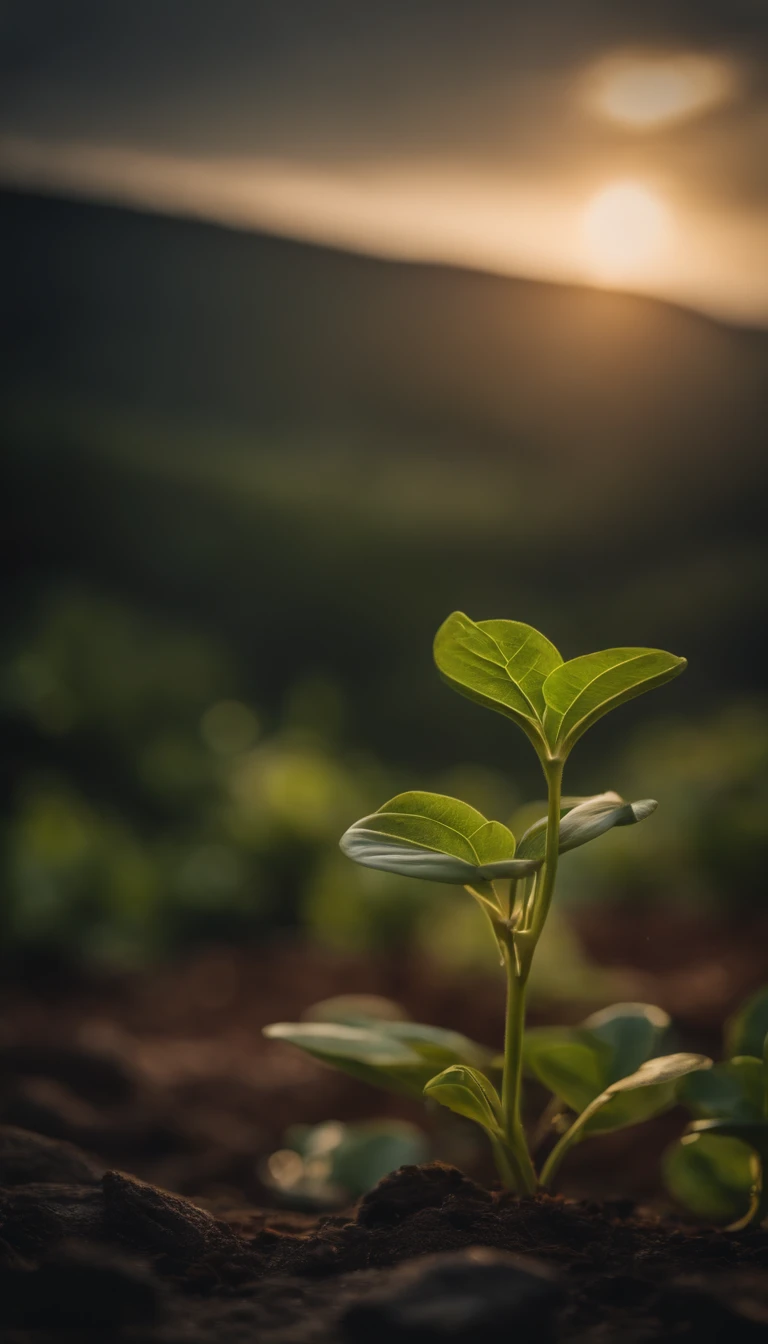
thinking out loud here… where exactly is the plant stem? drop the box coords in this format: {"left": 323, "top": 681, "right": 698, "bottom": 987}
{"left": 529, "top": 757, "right": 564, "bottom": 946}
{"left": 490, "top": 1135, "right": 521, "bottom": 1191}
{"left": 539, "top": 1089, "right": 605, "bottom": 1188}
{"left": 495, "top": 755, "right": 566, "bottom": 1196}
{"left": 500, "top": 940, "right": 537, "bottom": 1193}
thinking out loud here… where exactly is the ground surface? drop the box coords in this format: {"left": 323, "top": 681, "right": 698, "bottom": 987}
{"left": 1, "top": 1136, "right": 767, "bottom": 1342}
{"left": 0, "top": 920, "right": 767, "bottom": 1339}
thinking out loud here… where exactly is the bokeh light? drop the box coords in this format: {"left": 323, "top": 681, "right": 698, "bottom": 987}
{"left": 588, "top": 52, "right": 735, "bottom": 129}
{"left": 582, "top": 181, "right": 669, "bottom": 279}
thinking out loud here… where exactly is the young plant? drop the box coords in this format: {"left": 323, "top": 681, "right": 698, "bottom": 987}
{"left": 266, "top": 614, "right": 710, "bottom": 1192}
{"left": 665, "top": 985, "right": 768, "bottom": 1228}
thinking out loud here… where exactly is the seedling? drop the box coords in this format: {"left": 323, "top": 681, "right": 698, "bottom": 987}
{"left": 266, "top": 614, "right": 710, "bottom": 1192}
{"left": 665, "top": 985, "right": 768, "bottom": 1227}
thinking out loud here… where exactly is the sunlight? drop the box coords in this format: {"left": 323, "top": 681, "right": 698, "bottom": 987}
{"left": 588, "top": 53, "right": 734, "bottom": 129}
{"left": 582, "top": 182, "right": 668, "bottom": 281}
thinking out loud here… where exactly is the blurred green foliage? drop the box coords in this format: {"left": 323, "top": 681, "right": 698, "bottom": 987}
{"left": 560, "top": 703, "right": 768, "bottom": 910}
{"left": 1, "top": 585, "right": 765, "bottom": 972}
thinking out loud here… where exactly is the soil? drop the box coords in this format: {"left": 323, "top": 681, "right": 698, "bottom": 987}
{"left": 0, "top": 919, "right": 767, "bottom": 1340}
{"left": 1, "top": 1136, "right": 767, "bottom": 1342}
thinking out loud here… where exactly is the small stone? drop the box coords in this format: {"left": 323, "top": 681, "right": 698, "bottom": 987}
{"left": 341, "top": 1246, "right": 563, "bottom": 1343}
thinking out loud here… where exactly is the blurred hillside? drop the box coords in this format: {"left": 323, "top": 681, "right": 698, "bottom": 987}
{"left": 0, "top": 187, "right": 766, "bottom": 964}
{"left": 2, "top": 190, "right": 766, "bottom": 766}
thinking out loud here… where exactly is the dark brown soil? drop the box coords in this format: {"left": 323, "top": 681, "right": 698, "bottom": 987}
{"left": 1, "top": 926, "right": 767, "bottom": 1340}
{"left": 1, "top": 1135, "right": 767, "bottom": 1343}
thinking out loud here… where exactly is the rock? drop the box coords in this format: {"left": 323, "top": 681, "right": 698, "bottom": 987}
{"left": 341, "top": 1246, "right": 563, "bottom": 1343}
{"left": 0, "top": 1125, "right": 104, "bottom": 1187}
{"left": 0, "top": 1240, "right": 161, "bottom": 1328}
{"left": 102, "top": 1169, "right": 241, "bottom": 1263}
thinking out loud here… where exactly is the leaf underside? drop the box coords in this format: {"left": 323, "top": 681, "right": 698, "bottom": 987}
{"left": 263, "top": 1018, "right": 493, "bottom": 1099}
{"left": 516, "top": 793, "right": 658, "bottom": 862}
{"left": 340, "top": 790, "right": 537, "bottom": 884}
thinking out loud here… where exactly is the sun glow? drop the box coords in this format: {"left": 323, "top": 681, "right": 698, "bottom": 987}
{"left": 582, "top": 182, "right": 669, "bottom": 280}
{"left": 588, "top": 52, "right": 734, "bottom": 129}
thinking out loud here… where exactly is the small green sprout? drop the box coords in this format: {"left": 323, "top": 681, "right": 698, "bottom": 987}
{"left": 266, "top": 614, "right": 710, "bottom": 1194}
{"left": 665, "top": 985, "right": 768, "bottom": 1228}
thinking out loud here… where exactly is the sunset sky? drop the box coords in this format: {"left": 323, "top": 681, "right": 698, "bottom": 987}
{"left": 1, "top": 0, "right": 766, "bottom": 323}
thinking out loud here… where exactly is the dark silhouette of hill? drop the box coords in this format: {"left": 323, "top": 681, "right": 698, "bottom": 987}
{"left": 1, "top": 187, "right": 766, "bottom": 768}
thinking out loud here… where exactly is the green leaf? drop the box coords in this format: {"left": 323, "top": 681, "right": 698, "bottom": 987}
{"left": 577, "top": 1053, "right": 711, "bottom": 1137}
{"left": 726, "top": 986, "right": 768, "bottom": 1061}
{"left": 604, "top": 1052, "right": 712, "bottom": 1096}
{"left": 340, "top": 790, "right": 538, "bottom": 884}
{"left": 524, "top": 1003, "right": 671, "bottom": 1134}
{"left": 378, "top": 1021, "right": 494, "bottom": 1072}
{"left": 542, "top": 647, "right": 687, "bottom": 755}
{"left": 688, "top": 1117, "right": 768, "bottom": 1159}
{"left": 263, "top": 1021, "right": 435, "bottom": 1098}
{"left": 524, "top": 1034, "right": 608, "bottom": 1116}
{"left": 268, "top": 1120, "right": 429, "bottom": 1204}
{"left": 516, "top": 793, "right": 658, "bottom": 863}
{"left": 678, "top": 1057, "right": 765, "bottom": 1122}
{"left": 328, "top": 1121, "right": 429, "bottom": 1198}
{"left": 583, "top": 1001, "right": 671, "bottom": 1083}
{"left": 664, "top": 1132, "right": 757, "bottom": 1223}
{"left": 423, "top": 1064, "right": 504, "bottom": 1138}
{"left": 433, "top": 612, "right": 562, "bottom": 751}
{"left": 540, "top": 1053, "right": 711, "bottom": 1188}
{"left": 263, "top": 1018, "right": 493, "bottom": 1100}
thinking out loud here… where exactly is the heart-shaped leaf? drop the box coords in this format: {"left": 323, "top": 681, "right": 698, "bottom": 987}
{"left": 677, "top": 1057, "right": 765, "bottom": 1123}
{"left": 542, "top": 647, "right": 687, "bottom": 756}
{"left": 525, "top": 1003, "right": 671, "bottom": 1134}
{"left": 263, "top": 1019, "right": 493, "bottom": 1099}
{"left": 540, "top": 1053, "right": 711, "bottom": 1187}
{"left": 516, "top": 793, "right": 658, "bottom": 863}
{"left": 340, "top": 791, "right": 539, "bottom": 885}
{"left": 433, "top": 613, "right": 562, "bottom": 752}
{"left": 726, "top": 986, "right": 768, "bottom": 1062}
{"left": 423, "top": 1064, "right": 504, "bottom": 1138}
{"left": 664, "top": 1131, "right": 758, "bottom": 1223}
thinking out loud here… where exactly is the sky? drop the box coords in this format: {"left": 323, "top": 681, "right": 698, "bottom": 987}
{"left": 0, "top": 0, "right": 766, "bottom": 323}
